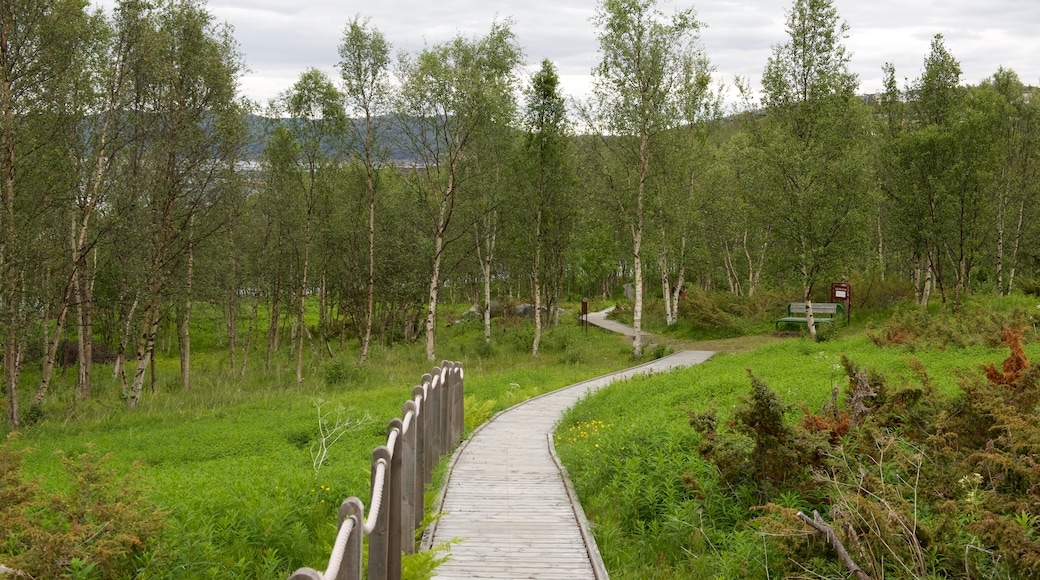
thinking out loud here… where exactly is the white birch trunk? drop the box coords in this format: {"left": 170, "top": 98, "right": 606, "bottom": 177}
{"left": 360, "top": 161, "right": 376, "bottom": 363}
{"left": 532, "top": 209, "right": 543, "bottom": 357}
{"left": 127, "top": 304, "right": 160, "bottom": 408}
{"left": 425, "top": 189, "right": 451, "bottom": 361}
{"left": 671, "top": 236, "right": 687, "bottom": 323}
{"left": 1007, "top": 196, "right": 1026, "bottom": 295}
{"left": 805, "top": 299, "right": 818, "bottom": 342}
{"left": 659, "top": 248, "right": 673, "bottom": 325}
{"left": 179, "top": 219, "right": 194, "bottom": 390}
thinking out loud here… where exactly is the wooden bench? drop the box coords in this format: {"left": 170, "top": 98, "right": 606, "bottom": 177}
{"left": 775, "top": 302, "right": 846, "bottom": 329}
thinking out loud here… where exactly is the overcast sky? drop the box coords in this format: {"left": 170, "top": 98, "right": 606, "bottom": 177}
{"left": 99, "top": 0, "right": 1040, "bottom": 111}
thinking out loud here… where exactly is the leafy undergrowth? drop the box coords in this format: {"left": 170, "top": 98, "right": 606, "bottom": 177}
{"left": 556, "top": 307, "right": 1040, "bottom": 579}
{"left": 608, "top": 289, "right": 788, "bottom": 340}
{"left": 5, "top": 314, "right": 634, "bottom": 579}
{"left": 1, "top": 439, "right": 166, "bottom": 579}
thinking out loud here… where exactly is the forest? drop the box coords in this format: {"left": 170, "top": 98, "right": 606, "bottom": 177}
{"left": 3, "top": 0, "right": 1039, "bottom": 431}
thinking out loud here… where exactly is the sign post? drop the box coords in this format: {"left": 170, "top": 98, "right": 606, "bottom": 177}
{"left": 581, "top": 299, "right": 589, "bottom": 334}
{"left": 830, "top": 282, "right": 851, "bottom": 323}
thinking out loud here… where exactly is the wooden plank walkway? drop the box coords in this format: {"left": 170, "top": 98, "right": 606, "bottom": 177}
{"left": 426, "top": 350, "right": 715, "bottom": 579}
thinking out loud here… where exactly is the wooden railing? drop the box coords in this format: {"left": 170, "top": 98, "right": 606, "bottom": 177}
{"left": 290, "top": 361, "right": 464, "bottom": 580}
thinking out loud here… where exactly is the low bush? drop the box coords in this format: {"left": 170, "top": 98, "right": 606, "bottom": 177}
{"left": 0, "top": 436, "right": 166, "bottom": 579}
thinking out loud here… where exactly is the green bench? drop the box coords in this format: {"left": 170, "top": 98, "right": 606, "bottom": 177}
{"left": 775, "top": 302, "right": 846, "bottom": 329}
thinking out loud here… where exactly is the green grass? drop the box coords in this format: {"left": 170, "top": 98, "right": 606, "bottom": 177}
{"left": 5, "top": 306, "right": 638, "bottom": 579}
{"left": 14, "top": 292, "right": 1040, "bottom": 578}
{"left": 554, "top": 315, "right": 1040, "bottom": 579}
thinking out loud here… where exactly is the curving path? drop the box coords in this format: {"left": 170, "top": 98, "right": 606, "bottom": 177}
{"left": 426, "top": 311, "right": 713, "bottom": 579}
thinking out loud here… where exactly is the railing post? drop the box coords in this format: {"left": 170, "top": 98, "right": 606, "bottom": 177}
{"left": 401, "top": 400, "right": 419, "bottom": 552}
{"left": 430, "top": 369, "right": 443, "bottom": 458}
{"left": 421, "top": 374, "right": 435, "bottom": 483}
{"left": 368, "top": 446, "right": 391, "bottom": 580}
{"left": 340, "top": 498, "right": 364, "bottom": 580}
{"left": 451, "top": 362, "right": 464, "bottom": 443}
{"left": 438, "top": 365, "right": 450, "bottom": 452}
{"left": 411, "top": 385, "right": 428, "bottom": 493}
{"left": 387, "top": 421, "right": 404, "bottom": 580}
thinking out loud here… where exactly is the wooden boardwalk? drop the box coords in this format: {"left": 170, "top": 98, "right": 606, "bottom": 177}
{"left": 426, "top": 350, "right": 714, "bottom": 579}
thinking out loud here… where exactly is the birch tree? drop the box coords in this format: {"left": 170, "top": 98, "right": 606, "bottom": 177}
{"left": 1, "top": 0, "right": 94, "bottom": 426}
{"left": 338, "top": 16, "right": 391, "bottom": 363}
{"left": 268, "top": 69, "right": 347, "bottom": 385}
{"left": 123, "top": 0, "right": 245, "bottom": 407}
{"left": 587, "top": 0, "right": 708, "bottom": 356}
{"left": 754, "top": 0, "right": 870, "bottom": 339}
{"left": 395, "top": 21, "right": 521, "bottom": 361}
{"left": 520, "top": 60, "right": 571, "bottom": 355}
{"left": 983, "top": 69, "right": 1039, "bottom": 296}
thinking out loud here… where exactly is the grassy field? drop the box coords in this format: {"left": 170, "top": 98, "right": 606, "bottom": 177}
{"left": 8, "top": 293, "right": 1040, "bottom": 578}
{"left": 3, "top": 304, "right": 639, "bottom": 579}
{"left": 554, "top": 294, "right": 1040, "bottom": 579}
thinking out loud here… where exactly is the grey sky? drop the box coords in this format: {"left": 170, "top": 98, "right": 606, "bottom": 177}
{"left": 105, "top": 0, "right": 1040, "bottom": 110}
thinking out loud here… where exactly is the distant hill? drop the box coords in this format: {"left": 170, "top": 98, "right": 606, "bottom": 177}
{"left": 242, "top": 114, "right": 427, "bottom": 164}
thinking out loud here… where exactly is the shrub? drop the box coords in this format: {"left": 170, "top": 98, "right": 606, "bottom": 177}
{"left": 692, "top": 372, "right": 827, "bottom": 504}
{"left": 323, "top": 358, "right": 360, "bottom": 388}
{"left": 0, "top": 436, "right": 166, "bottom": 579}
{"left": 847, "top": 270, "right": 916, "bottom": 309}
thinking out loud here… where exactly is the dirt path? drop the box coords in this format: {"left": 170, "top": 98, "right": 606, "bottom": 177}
{"left": 584, "top": 305, "right": 782, "bottom": 356}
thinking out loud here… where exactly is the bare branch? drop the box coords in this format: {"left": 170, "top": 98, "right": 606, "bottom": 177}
{"left": 796, "top": 510, "right": 873, "bottom": 580}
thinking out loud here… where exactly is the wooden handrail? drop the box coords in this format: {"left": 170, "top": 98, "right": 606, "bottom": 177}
{"left": 289, "top": 361, "right": 464, "bottom": 580}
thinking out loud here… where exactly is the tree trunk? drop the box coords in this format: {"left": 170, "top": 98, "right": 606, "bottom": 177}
{"left": 296, "top": 279, "right": 306, "bottom": 386}
{"left": 114, "top": 292, "right": 138, "bottom": 388}
{"left": 805, "top": 299, "right": 818, "bottom": 342}
{"left": 532, "top": 207, "right": 543, "bottom": 357}
{"left": 744, "top": 229, "right": 768, "bottom": 298}
{"left": 76, "top": 252, "right": 95, "bottom": 398}
{"left": 360, "top": 160, "right": 376, "bottom": 363}
{"left": 424, "top": 249, "right": 442, "bottom": 361}
{"left": 668, "top": 236, "right": 687, "bottom": 325}
{"left": 240, "top": 291, "right": 259, "bottom": 378}
{"left": 226, "top": 250, "right": 239, "bottom": 375}
{"left": 425, "top": 174, "right": 455, "bottom": 362}
{"left": 875, "top": 203, "right": 885, "bottom": 279}
{"left": 631, "top": 132, "right": 649, "bottom": 358}
{"left": 632, "top": 227, "right": 644, "bottom": 358}
{"left": 723, "top": 241, "right": 741, "bottom": 296}
{"left": 2, "top": 66, "right": 20, "bottom": 428}
{"left": 425, "top": 225, "right": 444, "bottom": 361}
{"left": 802, "top": 258, "right": 817, "bottom": 341}
{"left": 34, "top": 266, "right": 74, "bottom": 407}
{"left": 477, "top": 212, "right": 496, "bottom": 345}
{"left": 660, "top": 245, "right": 673, "bottom": 326}
{"left": 179, "top": 220, "right": 194, "bottom": 390}
{"left": 266, "top": 284, "right": 280, "bottom": 371}
{"left": 127, "top": 301, "right": 161, "bottom": 408}
{"left": 1007, "top": 196, "right": 1026, "bottom": 295}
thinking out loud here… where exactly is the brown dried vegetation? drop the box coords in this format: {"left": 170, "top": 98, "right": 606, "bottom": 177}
{"left": 0, "top": 435, "right": 166, "bottom": 579}
{"left": 695, "top": 327, "right": 1040, "bottom": 578}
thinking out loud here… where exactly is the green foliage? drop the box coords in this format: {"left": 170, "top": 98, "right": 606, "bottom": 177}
{"left": 402, "top": 540, "right": 453, "bottom": 580}
{"left": 868, "top": 295, "right": 1039, "bottom": 350}
{"left": 0, "top": 437, "right": 166, "bottom": 579}
{"left": 557, "top": 305, "right": 1040, "bottom": 578}
{"left": 323, "top": 357, "right": 362, "bottom": 388}
{"left": 4, "top": 311, "right": 635, "bottom": 578}
{"left": 463, "top": 395, "right": 495, "bottom": 433}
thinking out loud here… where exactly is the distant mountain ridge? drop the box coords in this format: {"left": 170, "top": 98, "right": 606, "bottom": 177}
{"left": 242, "top": 114, "right": 426, "bottom": 163}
